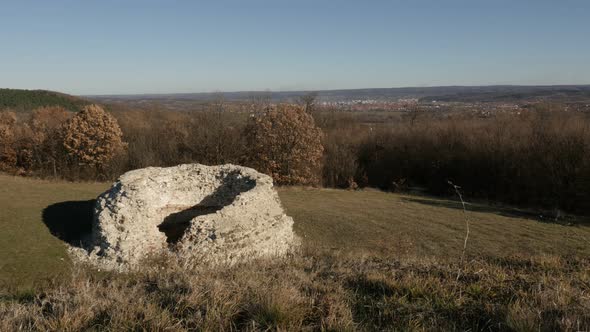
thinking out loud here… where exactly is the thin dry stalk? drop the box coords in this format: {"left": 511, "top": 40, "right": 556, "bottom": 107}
{"left": 448, "top": 181, "right": 470, "bottom": 281}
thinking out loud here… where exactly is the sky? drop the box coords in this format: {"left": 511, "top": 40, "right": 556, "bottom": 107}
{"left": 1, "top": 0, "right": 589, "bottom": 95}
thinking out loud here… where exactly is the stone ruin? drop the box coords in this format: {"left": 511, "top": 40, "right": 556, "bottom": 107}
{"left": 70, "top": 164, "right": 299, "bottom": 270}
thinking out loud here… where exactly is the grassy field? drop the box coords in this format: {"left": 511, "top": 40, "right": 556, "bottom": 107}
{"left": 1, "top": 175, "right": 590, "bottom": 330}
{"left": 0, "top": 175, "right": 106, "bottom": 290}
{"left": 1, "top": 174, "right": 589, "bottom": 290}
{"left": 283, "top": 187, "right": 590, "bottom": 259}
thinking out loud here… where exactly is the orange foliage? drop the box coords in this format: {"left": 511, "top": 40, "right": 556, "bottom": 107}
{"left": 246, "top": 104, "right": 323, "bottom": 185}
{"left": 61, "top": 104, "right": 126, "bottom": 168}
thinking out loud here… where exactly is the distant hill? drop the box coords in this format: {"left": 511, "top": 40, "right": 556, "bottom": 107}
{"left": 88, "top": 85, "right": 590, "bottom": 104}
{"left": 0, "top": 89, "right": 90, "bottom": 112}
{"left": 415, "top": 85, "right": 590, "bottom": 103}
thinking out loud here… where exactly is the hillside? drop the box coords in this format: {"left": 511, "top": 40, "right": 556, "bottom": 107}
{"left": 1, "top": 175, "right": 589, "bottom": 289}
{"left": 0, "top": 89, "right": 90, "bottom": 112}
{"left": 1, "top": 175, "right": 589, "bottom": 330}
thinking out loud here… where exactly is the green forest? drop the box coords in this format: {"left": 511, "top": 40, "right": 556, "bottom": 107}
{"left": 0, "top": 89, "right": 89, "bottom": 112}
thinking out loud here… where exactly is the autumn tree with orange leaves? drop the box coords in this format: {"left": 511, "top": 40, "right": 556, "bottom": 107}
{"left": 61, "top": 104, "right": 126, "bottom": 172}
{"left": 245, "top": 104, "right": 323, "bottom": 185}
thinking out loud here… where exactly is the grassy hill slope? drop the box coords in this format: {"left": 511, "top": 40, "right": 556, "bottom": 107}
{"left": 0, "top": 175, "right": 589, "bottom": 330}
{"left": 1, "top": 175, "right": 588, "bottom": 290}
{"left": 0, "top": 89, "right": 90, "bottom": 112}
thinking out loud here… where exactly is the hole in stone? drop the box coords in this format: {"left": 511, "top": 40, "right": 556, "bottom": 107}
{"left": 157, "top": 170, "right": 256, "bottom": 245}
{"left": 158, "top": 204, "right": 223, "bottom": 244}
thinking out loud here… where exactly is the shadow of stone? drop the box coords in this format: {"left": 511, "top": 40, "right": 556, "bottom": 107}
{"left": 401, "top": 197, "right": 535, "bottom": 218}
{"left": 158, "top": 170, "right": 256, "bottom": 244}
{"left": 400, "top": 197, "right": 589, "bottom": 225}
{"left": 42, "top": 200, "right": 95, "bottom": 248}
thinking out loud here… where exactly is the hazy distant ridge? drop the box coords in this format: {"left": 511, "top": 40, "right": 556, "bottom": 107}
{"left": 86, "top": 85, "right": 590, "bottom": 103}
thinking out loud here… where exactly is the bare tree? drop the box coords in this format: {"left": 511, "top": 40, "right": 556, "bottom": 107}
{"left": 298, "top": 92, "right": 318, "bottom": 114}
{"left": 29, "top": 106, "right": 71, "bottom": 175}
{"left": 248, "top": 90, "right": 273, "bottom": 113}
{"left": 0, "top": 110, "right": 17, "bottom": 171}
{"left": 211, "top": 92, "right": 226, "bottom": 164}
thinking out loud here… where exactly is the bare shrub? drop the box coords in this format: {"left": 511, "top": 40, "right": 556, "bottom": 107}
{"left": 198, "top": 96, "right": 247, "bottom": 164}
{"left": 245, "top": 104, "right": 323, "bottom": 185}
{"left": 318, "top": 112, "right": 368, "bottom": 188}
{"left": 297, "top": 91, "right": 318, "bottom": 113}
{"left": 26, "top": 106, "right": 72, "bottom": 175}
{"left": 0, "top": 110, "right": 17, "bottom": 171}
{"left": 322, "top": 135, "right": 359, "bottom": 188}
{"left": 354, "top": 106, "right": 590, "bottom": 213}
{"left": 113, "top": 107, "right": 247, "bottom": 172}
{"left": 30, "top": 106, "right": 71, "bottom": 138}
{"left": 111, "top": 108, "right": 166, "bottom": 169}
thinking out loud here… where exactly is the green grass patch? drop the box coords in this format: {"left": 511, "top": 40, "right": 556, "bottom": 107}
{"left": 1, "top": 175, "right": 589, "bottom": 291}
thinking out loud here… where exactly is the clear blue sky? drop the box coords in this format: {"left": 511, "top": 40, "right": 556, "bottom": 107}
{"left": 1, "top": 0, "right": 589, "bottom": 95}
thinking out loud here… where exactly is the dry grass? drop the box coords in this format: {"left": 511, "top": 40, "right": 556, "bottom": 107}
{"left": 1, "top": 252, "right": 589, "bottom": 331}
{"left": 1, "top": 175, "right": 590, "bottom": 330}
{"left": 279, "top": 187, "right": 590, "bottom": 259}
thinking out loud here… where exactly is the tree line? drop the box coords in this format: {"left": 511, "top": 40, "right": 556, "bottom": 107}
{"left": 1, "top": 102, "right": 589, "bottom": 214}
{"left": 0, "top": 103, "right": 324, "bottom": 185}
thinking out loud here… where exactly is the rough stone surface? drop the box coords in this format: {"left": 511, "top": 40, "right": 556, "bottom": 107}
{"left": 71, "top": 164, "right": 299, "bottom": 270}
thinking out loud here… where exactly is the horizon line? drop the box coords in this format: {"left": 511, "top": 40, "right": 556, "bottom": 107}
{"left": 79, "top": 83, "right": 590, "bottom": 98}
